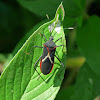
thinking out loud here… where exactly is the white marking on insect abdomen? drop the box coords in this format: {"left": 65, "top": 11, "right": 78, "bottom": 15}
{"left": 42, "top": 53, "right": 53, "bottom": 64}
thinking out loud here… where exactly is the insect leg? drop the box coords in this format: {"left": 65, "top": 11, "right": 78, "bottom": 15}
{"left": 55, "top": 55, "right": 65, "bottom": 81}
{"left": 24, "top": 46, "right": 43, "bottom": 55}
{"left": 42, "top": 33, "right": 47, "bottom": 41}
{"left": 55, "top": 50, "right": 60, "bottom": 59}
{"left": 34, "top": 55, "right": 45, "bottom": 81}
{"left": 55, "top": 55, "right": 64, "bottom": 68}
{"left": 56, "top": 44, "right": 67, "bottom": 53}
{"left": 55, "top": 37, "right": 62, "bottom": 43}
{"left": 40, "top": 32, "right": 47, "bottom": 41}
{"left": 56, "top": 44, "right": 64, "bottom": 47}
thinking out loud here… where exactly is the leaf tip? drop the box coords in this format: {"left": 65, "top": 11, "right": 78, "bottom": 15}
{"left": 55, "top": 2, "right": 65, "bottom": 21}
{"left": 59, "top": 2, "right": 65, "bottom": 19}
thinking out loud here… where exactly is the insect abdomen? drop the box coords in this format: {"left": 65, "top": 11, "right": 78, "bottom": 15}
{"left": 40, "top": 45, "right": 56, "bottom": 75}
{"left": 40, "top": 58, "right": 54, "bottom": 75}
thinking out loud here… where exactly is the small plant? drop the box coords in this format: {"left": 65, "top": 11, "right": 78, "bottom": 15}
{"left": 0, "top": 3, "right": 66, "bottom": 100}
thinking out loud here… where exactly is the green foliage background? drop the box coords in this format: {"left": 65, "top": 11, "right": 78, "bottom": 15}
{"left": 0, "top": 0, "right": 100, "bottom": 100}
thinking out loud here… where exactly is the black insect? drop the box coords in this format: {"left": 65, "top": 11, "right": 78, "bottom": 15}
{"left": 25, "top": 30, "right": 65, "bottom": 81}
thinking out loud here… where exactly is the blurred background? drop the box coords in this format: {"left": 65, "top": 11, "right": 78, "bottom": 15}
{"left": 0, "top": 0, "right": 100, "bottom": 100}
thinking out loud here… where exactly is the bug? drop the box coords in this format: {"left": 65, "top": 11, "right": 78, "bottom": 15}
{"left": 25, "top": 25, "right": 74, "bottom": 81}
{"left": 25, "top": 30, "right": 65, "bottom": 81}
{"left": 25, "top": 21, "right": 74, "bottom": 80}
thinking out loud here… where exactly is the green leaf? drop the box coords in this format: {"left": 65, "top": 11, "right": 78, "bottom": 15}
{"left": 0, "top": 3, "right": 66, "bottom": 100}
{"left": 13, "top": 19, "right": 48, "bottom": 56}
{"left": 77, "top": 15, "right": 100, "bottom": 75}
{"left": 3, "top": 20, "right": 48, "bottom": 70}
{"left": 71, "top": 62, "right": 100, "bottom": 100}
